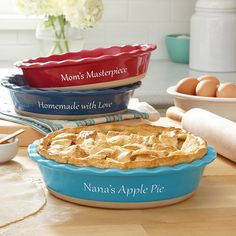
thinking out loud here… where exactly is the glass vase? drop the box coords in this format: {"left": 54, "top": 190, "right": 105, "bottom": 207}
{"left": 36, "top": 19, "right": 84, "bottom": 56}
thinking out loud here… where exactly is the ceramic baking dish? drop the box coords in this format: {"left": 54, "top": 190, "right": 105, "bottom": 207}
{"left": 28, "top": 142, "right": 216, "bottom": 209}
{"left": 15, "top": 44, "right": 157, "bottom": 90}
{"left": 1, "top": 74, "right": 140, "bottom": 120}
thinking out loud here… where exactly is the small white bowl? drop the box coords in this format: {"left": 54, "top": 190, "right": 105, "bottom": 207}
{"left": 0, "top": 134, "right": 19, "bottom": 164}
{"left": 167, "top": 86, "right": 236, "bottom": 121}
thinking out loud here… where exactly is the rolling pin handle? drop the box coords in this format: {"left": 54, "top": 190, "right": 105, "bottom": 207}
{"left": 166, "top": 106, "right": 185, "bottom": 122}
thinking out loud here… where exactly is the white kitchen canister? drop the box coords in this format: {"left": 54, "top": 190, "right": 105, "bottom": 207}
{"left": 190, "top": 0, "right": 236, "bottom": 72}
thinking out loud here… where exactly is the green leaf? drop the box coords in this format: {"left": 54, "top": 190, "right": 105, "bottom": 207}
{"left": 43, "top": 19, "right": 53, "bottom": 28}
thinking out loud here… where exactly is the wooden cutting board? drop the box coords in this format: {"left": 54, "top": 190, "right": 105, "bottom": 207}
{"left": 1, "top": 119, "right": 151, "bottom": 147}
{"left": 0, "top": 119, "right": 44, "bottom": 147}
{"left": 0, "top": 115, "right": 180, "bottom": 147}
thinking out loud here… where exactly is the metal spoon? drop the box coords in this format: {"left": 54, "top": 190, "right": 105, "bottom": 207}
{"left": 0, "top": 129, "right": 24, "bottom": 144}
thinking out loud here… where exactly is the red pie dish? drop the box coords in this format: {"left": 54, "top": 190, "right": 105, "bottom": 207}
{"left": 15, "top": 44, "right": 157, "bottom": 90}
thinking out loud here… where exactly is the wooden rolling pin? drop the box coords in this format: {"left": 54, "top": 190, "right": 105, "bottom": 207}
{"left": 166, "top": 106, "right": 236, "bottom": 163}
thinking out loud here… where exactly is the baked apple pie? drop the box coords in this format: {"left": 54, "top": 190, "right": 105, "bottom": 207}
{"left": 38, "top": 124, "right": 207, "bottom": 169}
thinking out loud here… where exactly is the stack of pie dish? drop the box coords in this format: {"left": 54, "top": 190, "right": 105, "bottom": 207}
{"left": 1, "top": 44, "right": 156, "bottom": 120}
{"left": 28, "top": 124, "right": 216, "bottom": 209}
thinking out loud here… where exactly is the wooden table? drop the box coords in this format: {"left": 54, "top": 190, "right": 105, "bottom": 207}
{"left": 1, "top": 118, "right": 236, "bottom": 236}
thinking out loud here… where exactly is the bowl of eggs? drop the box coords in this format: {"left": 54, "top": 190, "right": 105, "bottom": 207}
{"left": 167, "top": 75, "right": 236, "bottom": 121}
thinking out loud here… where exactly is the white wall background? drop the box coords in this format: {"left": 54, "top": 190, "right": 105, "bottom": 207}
{"left": 0, "top": 0, "right": 197, "bottom": 61}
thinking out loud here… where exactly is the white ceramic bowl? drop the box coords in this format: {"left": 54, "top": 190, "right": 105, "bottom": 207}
{"left": 0, "top": 135, "right": 18, "bottom": 164}
{"left": 167, "top": 86, "right": 236, "bottom": 121}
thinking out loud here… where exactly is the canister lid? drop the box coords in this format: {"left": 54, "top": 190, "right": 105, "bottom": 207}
{"left": 196, "top": 0, "right": 236, "bottom": 10}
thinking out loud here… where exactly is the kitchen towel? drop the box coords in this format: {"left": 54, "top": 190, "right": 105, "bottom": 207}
{"left": 0, "top": 98, "right": 160, "bottom": 134}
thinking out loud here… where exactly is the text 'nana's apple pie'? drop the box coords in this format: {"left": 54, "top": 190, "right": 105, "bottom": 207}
{"left": 38, "top": 124, "right": 207, "bottom": 169}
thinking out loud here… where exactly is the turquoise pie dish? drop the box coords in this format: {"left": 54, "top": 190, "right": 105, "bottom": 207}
{"left": 28, "top": 142, "right": 216, "bottom": 209}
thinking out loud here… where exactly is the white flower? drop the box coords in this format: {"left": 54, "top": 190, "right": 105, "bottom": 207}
{"left": 39, "top": 0, "right": 64, "bottom": 16}
{"left": 16, "top": 0, "right": 42, "bottom": 15}
{"left": 16, "top": 0, "right": 103, "bottom": 54}
{"left": 79, "top": 0, "right": 103, "bottom": 29}
{"left": 63, "top": 0, "right": 103, "bottom": 28}
{"left": 16, "top": 0, "right": 103, "bottom": 29}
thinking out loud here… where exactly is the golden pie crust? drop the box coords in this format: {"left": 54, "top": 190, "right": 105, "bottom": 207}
{"left": 38, "top": 124, "right": 207, "bottom": 170}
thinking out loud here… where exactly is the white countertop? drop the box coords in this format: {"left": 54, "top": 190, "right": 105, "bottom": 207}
{"left": 1, "top": 60, "right": 236, "bottom": 107}
{"left": 134, "top": 60, "right": 236, "bottom": 106}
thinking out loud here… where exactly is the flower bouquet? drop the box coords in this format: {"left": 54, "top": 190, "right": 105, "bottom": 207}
{"left": 16, "top": 0, "right": 103, "bottom": 54}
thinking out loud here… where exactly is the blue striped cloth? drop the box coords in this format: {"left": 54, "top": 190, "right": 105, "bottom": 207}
{"left": 0, "top": 98, "right": 160, "bottom": 134}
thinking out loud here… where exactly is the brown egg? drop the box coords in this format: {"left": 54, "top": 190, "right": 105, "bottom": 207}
{"left": 196, "top": 80, "right": 217, "bottom": 97}
{"left": 216, "top": 83, "right": 236, "bottom": 98}
{"left": 176, "top": 77, "right": 199, "bottom": 95}
{"left": 198, "top": 75, "right": 220, "bottom": 86}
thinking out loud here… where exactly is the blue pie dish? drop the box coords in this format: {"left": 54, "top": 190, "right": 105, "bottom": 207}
{"left": 1, "top": 75, "right": 141, "bottom": 120}
{"left": 28, "top": 142, "right": 217, "bottom": 209}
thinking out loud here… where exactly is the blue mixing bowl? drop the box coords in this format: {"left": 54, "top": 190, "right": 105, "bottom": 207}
{"left": 28, "top": 142, "right": 216, "bottom": 209}
{"left": 1, "top": 75, "right": 141, "bottom": 120}
{"left": 165, "top": 34, "right": 190, "bottom": 64}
